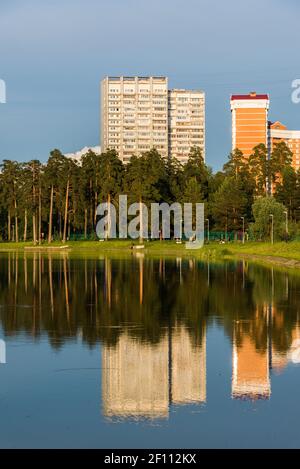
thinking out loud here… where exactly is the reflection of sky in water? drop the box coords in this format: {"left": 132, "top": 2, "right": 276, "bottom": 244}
{"left": 0, "top": 253, "right": 300, "bottom": 448}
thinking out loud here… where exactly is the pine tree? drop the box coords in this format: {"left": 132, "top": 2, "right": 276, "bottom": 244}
{"left": 212, "top": 176, "right": 247, "bottom": 234}
{"left": 224, "top": 148, "right": 246, "bottom": 178}
{"left": 270, "top": 141, "right": 293, "bottom": 191}
{"left": 249, "top": 144, "right": 269, "bottom": 196}
{"left": 275, "top": 166, "right": 298, "bottom": 221}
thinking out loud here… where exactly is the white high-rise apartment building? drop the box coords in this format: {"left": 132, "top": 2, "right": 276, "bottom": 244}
{"left": 168, "top": 89, "right": 205, "bottom": 163}
{"left": 101, "top": 76, "right": 205, "bottom": 163}
{"left": 101, "top": 76, "right": 168, "bottom": 163}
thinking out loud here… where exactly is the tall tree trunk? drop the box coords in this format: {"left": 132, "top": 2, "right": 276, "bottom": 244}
{"left": 73, "top": 202, "right": 76, "bottom": 236}
{"left": 84, "top": 208, "right": 88, "bottom": 239}
{"left": 48, "top": 185, "right": 54, "bottom": 243}
{"left": 8, "top": 209, "right": 11, "bottom": 241}
{"left": 63, "top": 178, "right": 70, "bottom": 243}
{"left": 38, "top": 185, "right": 42, "bottom": 244}
{"left": 14, "top": 197, "right": 19, "bottom": 243}
{"left": 24, "top": 209, "right": 27, "bottom": 241}
{"left": 32, "top": 212, "right": 37, "bottom": 245}
{"left": 139, "top": 197, "right": 143, "bottom": 242}
{"left": 59, "top": 212, "right": 62, "bottom": 239}
{"left": 94, "top": 191, "right": 98, "bottom": 225}
{"left": 33, "top": 185, "right": 37, "bottom": 245}
{"left": 89, "top": 178, "right": 93, "bottom": 230}
{"left": 106, "top": 193, "right": 111, "bottom": 239}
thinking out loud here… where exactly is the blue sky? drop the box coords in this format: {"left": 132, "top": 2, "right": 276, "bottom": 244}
{"left": 0, "top": 0, "right": 300, "bottom": 170}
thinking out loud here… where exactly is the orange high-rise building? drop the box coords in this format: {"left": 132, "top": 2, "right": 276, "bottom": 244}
{"left": 231, "top": 92, "right": 270, "bottom": 159}
{"left": 269, "top": 121, "right": 300, "bottom": 171}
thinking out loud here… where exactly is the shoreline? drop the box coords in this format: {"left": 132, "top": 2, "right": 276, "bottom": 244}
{"left": 0, "top": 240, "right": 300, "bottom": 269}
{"left": 231, "top": 253, "right": 300, "bottom": 269}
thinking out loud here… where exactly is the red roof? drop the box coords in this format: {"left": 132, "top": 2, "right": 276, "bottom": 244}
{"left": 231, "top": 93, "right": 269, "bottom": 101}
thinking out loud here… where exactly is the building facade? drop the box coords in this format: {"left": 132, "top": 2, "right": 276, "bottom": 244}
{"left": 101, "top": 76, "right": 169, "bottom": 163}
{"left": 101, "top": 76, "right": 205, "bottom": 163}
{"left": 168, "top": 89, "right": 205, "bottom": 163}
{"left": 269, "top": 121, "right": 300, "bottom": 171}
{"left": 231, "top": 92, "right": 270, "bottom": 159}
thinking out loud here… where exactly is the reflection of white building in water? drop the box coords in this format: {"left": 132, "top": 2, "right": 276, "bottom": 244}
{"left": 272, "top": 325, "right": 300, "bottom": 372}
{"left": 171, "top": 325, "right": 206, "bottom": 405}
{"left": 102, "top": 324, "right": 206, "bottom": 420}
{"left": 102, "top": 334, "right": 169, "bottom": 419}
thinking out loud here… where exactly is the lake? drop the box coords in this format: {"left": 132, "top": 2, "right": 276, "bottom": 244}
{"left": 0, "top": 251, "right": 300, "bottom": 448}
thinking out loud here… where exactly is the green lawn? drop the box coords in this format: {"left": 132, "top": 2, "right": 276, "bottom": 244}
{"left": 0, "top": 239, "right": 300, "bottom": 262}
{"left": 218, "top": 241, "right": 300, "bottom": 261}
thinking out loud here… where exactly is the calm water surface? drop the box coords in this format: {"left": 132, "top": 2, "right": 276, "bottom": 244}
{"left": 0, "top": 252, "right": 300, "bottom": 448}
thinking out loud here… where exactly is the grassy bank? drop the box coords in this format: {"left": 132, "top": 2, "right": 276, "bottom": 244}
{"left": 216, "top": 241, "right": 300, "bottom": 261}
{"left": 205, "top": 241, "right": 300, "bottom": 268}
{"left": 0, "top": 239, "right": 300, "bottom": 264}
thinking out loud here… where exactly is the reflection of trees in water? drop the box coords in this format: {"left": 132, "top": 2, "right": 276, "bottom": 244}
{"left": 0, "top": 253, "right": 299, "bottom": 354}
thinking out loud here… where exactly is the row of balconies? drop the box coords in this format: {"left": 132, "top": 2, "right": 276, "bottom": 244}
{"left": 115, "top": 102, "right": 168, "bottom": 108}
{"left": 120, "top": 131, "right": 166, "bottom": 137}
{"left": 111, "top": 97, "right": 166, "bottom": 103}
{"left": 109, "top": 124, "right": 202, "bottom": 131}
{"left": 170, "top": 134, "right": 204, "bottom": 139}
{"left": 119, "top": 125, "right": 167, "bottom": 130}
{"left": 121, "top": 91, "right": 167, "bottom": 96}
{"left": 169, "top": 101, "right": 204, "bottom": 106}
{"left": 170, "top": 137, "right": 204, "bottom": 142}
{"left": 108, "top": 88, "right": 167, "bottom": 93}
{"left": 111, "top": 111, "right": 167, "bottom": 116}
{"left": 170, "top": 127, "right": 189, "bottom": 131}
{"left": 109, "top": 136, "right": 168, "bottom": 142}
{"left": 172, "top": 124, "right": 204, "bottom": 128}
{"left": 110, "top": 114, "right": 167, "bottom": 120}
{"left": 118, "top": 145, "right": 168, "bottom": 150}
{"left": 109, "top": 134, "right": 168, "bottom": 139}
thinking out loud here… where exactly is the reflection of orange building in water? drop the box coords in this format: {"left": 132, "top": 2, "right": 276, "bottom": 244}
{"left": 102, "top": 325, "right": 207, "bottom": 420}
{"left": 232, "top": 322, "right": 271, "bottom": 400}
{"left": 171, "top": 324, "right": 206, "bottom": 405}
